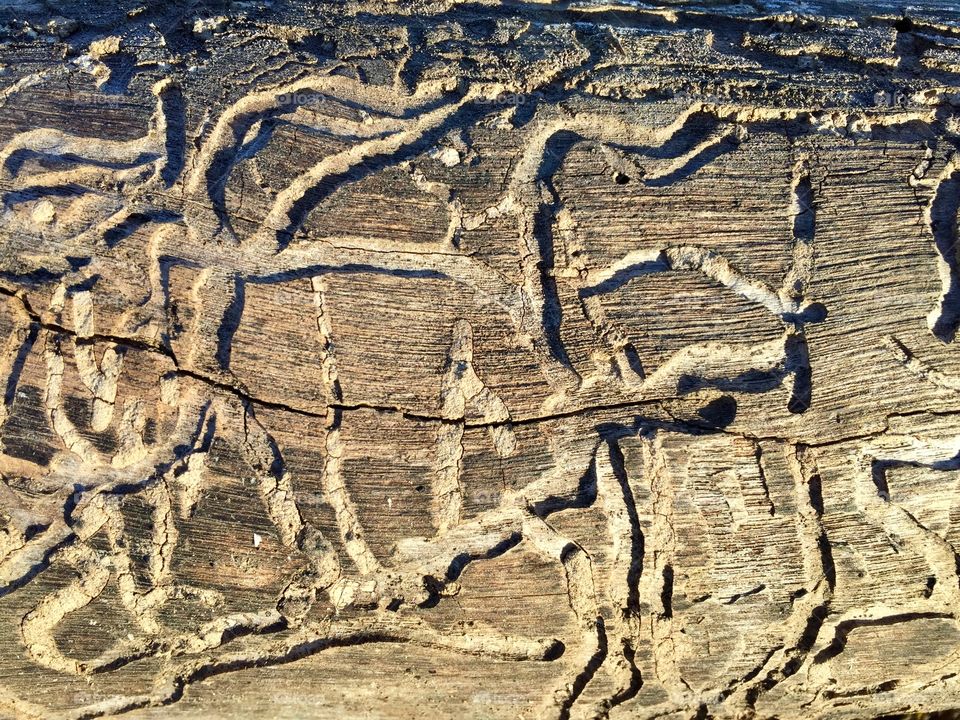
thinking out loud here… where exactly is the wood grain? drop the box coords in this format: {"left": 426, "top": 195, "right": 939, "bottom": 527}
{"left": 1, "top": 1, "right": 960, "bottom": 718}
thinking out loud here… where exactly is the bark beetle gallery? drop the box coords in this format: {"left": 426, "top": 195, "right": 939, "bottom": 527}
{"left": 0, "top": 2, "right": 960, "bottom": 719}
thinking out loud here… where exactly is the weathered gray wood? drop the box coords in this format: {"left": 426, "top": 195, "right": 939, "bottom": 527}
{"left": 1, "top": 2, "right": 960, "bottom": 719}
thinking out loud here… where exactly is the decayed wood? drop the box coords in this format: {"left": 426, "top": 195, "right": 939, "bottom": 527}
{"left": 1, "top": 1, "right": 960, "bottom": 718}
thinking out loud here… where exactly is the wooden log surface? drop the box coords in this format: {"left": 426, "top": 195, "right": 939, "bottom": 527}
{"left": 2, "top": 1, "right": 960, "bottom": 718}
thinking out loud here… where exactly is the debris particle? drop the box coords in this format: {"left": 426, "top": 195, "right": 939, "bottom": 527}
{"left": 429, "top": 146, "right": 462, "bottom": 167}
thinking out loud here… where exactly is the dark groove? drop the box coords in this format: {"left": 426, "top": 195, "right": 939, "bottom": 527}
{"left": 557, "top": 616, "right": 608, "bottom": 720}
{"left": 159, "top": 83, "right": 187, "bottom": 187}
{"left": 812, "top": 612, "right": 952, "bottom": 664}
{"left": 661, "top": 564, "right": 674, "bottom": 618}
{"left": 2, "top": 321, "right": 37, "bottom": 408}
{"left": 929, "top": 169, "right": 960, "bottom": 342}
{"left": 216, "top": 274, "right": 245, "bottom": 372}
{"left": 608, "top": 441, "right": 643, "bottom": 616}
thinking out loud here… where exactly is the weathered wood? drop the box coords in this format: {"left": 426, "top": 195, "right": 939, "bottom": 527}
{"left": 1, "top": 1, "right": 960, "bottom": 718}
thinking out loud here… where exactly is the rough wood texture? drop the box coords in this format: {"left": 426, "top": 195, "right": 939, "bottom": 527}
{"left": 2, "top": 1, "right": 960, "bottom": 718}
